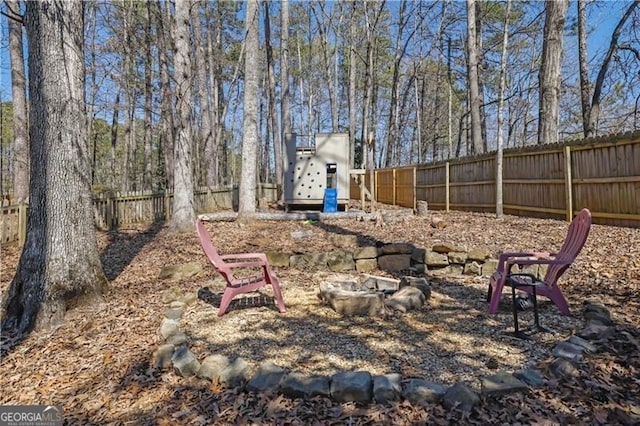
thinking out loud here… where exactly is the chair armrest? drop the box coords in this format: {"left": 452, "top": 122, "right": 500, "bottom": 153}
{"left": 222, "top": 261, "right": 269, "bottom": 269}
{"left": 506, "top": 257, "right": 572, "bottom": 268}
{"left": 220, "top": 252, "right": 269, "bottom": 262}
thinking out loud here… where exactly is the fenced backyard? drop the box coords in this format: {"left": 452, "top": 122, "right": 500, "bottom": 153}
{"left": 350, "top": 130, "right": 640, "bottom": 228}
{"left": 2, "top": 131, "right": 639, "bottom": 246}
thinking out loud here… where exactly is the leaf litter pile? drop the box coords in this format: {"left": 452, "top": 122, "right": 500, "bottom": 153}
{"left": 1, "top": 210, "right": 639, "bottom": 424}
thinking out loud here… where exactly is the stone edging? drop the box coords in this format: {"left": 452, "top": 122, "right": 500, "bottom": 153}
{"left": 153, "top": 295, "right": 615, "bottom": 412}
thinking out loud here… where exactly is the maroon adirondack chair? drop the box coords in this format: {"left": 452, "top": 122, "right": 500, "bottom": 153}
{"left": 487, "top": 208, "right": 592, "bottom": 316}
{"left": 196, "top": 219, "right": 286, "bottom": 316}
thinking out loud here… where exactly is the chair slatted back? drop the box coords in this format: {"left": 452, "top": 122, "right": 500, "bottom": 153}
{"left": 543, "top": 208, "right": 592, "bottom": 286}
{"left": 196, "top": 219, "right": 231, "bottom": 281}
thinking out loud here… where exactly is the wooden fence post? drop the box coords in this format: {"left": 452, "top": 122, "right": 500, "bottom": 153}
{"left": 445, "top": 161, "right": 450, "bottom": 212}
{"left": 564, "top": 145, "right": 573, "bottom": 221}
{"left": 413, "top": 166, "right": 417, "bottom": 211}
{"left": 392, "top": 168, "right": 397, "bottom": 206}
{"left": 18, "top": 202, "right": 27, "bottom": 246}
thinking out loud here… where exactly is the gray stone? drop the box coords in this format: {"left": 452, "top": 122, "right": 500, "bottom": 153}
{"left": 468, "top": 248, "right": 491, "bottom": 261}
{"left": 442, "top": 382, "right": 481, "bottom": 413}
{"left": 279, "top": 372, "right": 331, "bottom": 399}
{"left": 162, "top": 288, "right": 183, "bottom": 304}
{"left": 319, "top": 285, "right": 385, "bottom": 316}
{"left": 152, "top": 344, "right": 175, "bottom": 370}
{"left": 411, "top": 248, "right": 426, "bottom": 263}
{"left": 360, "top": 275, "right": 400, "bottom": 292}
{"left": 448, "top": 252, "right": 468, "bottom": 264}
{"left": 353, "top": 246, "right": 379, "bottom": 260}
{"left": 291, "top": 230, "right": 315, "bottom": 239}
{"left": 326, "top": 250, "right": 355, "bottom": 272}
{"left": 552, "top": 341, "right": 584, "bottom": 362}
{"left": 290, "top": 253, "right": 327, "bottom": 270}
{"left": 482, "top": 259, "right": 499, "bottom": 277}
{"left": 330, "top": 371, "right": 373, "bottom": 403}
{"left": 178, "top": 292, "right": 198, "bottom": 306}
{"left": 219, "top": 357, "right": 251, "bottom": 388}
{"left": 432, "top": 243, "right": 465, "bottom": 253}
{"left": 164, "top": 307, "right": 184, "bottom": 320}
{"left": 549, "top": 358, "right": 580, "bottom": 378}
{"left": 171, "top": 346, "right": 200, "bottom": 377}
{"left": 379, "top": 243, "right": 414, "bottom": 255}
{"left": 568, "top": 335, "right": 598, "bottom": 353}
{"left": 330, "top": 234, "right": 359, "bottom": 248}
{"left": 159, "top": 318, "right": 180, "bottom": 339}
{"left": 158, "top": 262, "right": 203, "bottom": 281}
{"left": 355, "top": 258, "right": 378, "bottom": 273}
{"left": 169, "top": 301, "right": 185, "bottom": 309}
{"left": 584, "top": 310, "right": 614, "bottom": 326}
{"left": 578, "top": 324, "right": 615, "bottom": 341}
{"left": 197, "top": 354, "right": 231, "bottom": 381}
{"left": 402, "top": 379, "right": 447, "bottom": 404}
{"left": 386, "top": 286, "right": 425, "bottom": 311}
{"left": 513, "top": 368, "right": 543, "bottom": 387}
{"left": 377, "top": 254, "right": 412, "bottom": 272}
{"left": 266, "top": 252, "right": 290, "bottom": 267}
{"left": 481, "top": 372, "right": 528, "bottom": 396}
{"left": 165, "top": 331, "right": 189, "bottom": 346}
{"left": 246, "top": 361, "right": 287, "bottom": 393}
{"left": 463, "top": 261, "right": 482, "bottom": 276}
{"left": 373, "top": 374, "right": 402, "bottom": 404}
{"left": 399, "top": 277, "right": 432, "bottom": 299}
{"left": 425, "top": 251, "right": 449, "bottom": 267}
{"left": 584, "top": 303, "right": 611, "bottom": 319}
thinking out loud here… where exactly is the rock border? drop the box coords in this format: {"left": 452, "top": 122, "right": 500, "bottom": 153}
{"left": 153, "top": 292, "right": 615, "bottom": 412}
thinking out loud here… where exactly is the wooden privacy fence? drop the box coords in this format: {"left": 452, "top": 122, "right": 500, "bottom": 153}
{"left": 1, "top": 184, "right": 278, "bottom": 246}
{"left": 351, "top": 131, "right": 640, "bottom": 228}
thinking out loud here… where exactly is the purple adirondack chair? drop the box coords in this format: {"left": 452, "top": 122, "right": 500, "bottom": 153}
{"left": 487, "top": 208, "right": 592, "bottom": 315}
{"left": 196, "top": 219, "right": 286, "bottom": 317}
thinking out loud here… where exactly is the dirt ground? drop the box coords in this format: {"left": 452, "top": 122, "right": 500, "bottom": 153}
{"left": 0, "top": 209, "right": 639, "bottom": 424}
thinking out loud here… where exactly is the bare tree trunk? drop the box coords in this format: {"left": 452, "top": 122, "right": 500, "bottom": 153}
{"left": 349, "top": 1, "right": 357, "bottom": 167}
{"left": 156, "top": 0, "right": 174, "bottom": 190}
{"left": 6, "top": 0, "right": 29, "bottom": 203}
{"left": 170, "top": 0, "right": 195, "bottom": 233}
{"left": 280, "top": 0, "right": 290, "bottom": 200}
{"left": 587, "top": 1, "right": 639, "bottom": 136}
{"left": 577, "top": 0, "right": 591, "bottom": 138}
{"left": 466, "top": 0, "right": 483, "bottom": 154}
{"left": 143, "top": 0, "right": 154, "bottom": 190}
{"left": 110, "top": 90, "right": 121, "bottom": 190}
{"left": 238, "top": 0, "right": 260, "bottom": 224}
{"left": 263, "top": 1, "right": 281, "bottom": 187}
{"left": 2, "top": 0, "right": 107, "bottom": 338}
{"left": 538, "top": 0, "right": 568, "bottom": 145}
{"left": 496, "top": 0, "right": 511, "bottom": 219}
{"left": 311, "top": 2, "right": 337, "bottom": 131}
{"left": 207, "top": 28, "right": 220, "bottom": 186}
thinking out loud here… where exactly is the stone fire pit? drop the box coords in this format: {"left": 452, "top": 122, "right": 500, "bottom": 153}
{"left": 318, "top": 274, "right": 431, "bottom": 316}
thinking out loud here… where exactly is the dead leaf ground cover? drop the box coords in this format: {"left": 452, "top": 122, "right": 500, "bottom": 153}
{"left": 0, "top": 210, "right": 639, "bottom": 425}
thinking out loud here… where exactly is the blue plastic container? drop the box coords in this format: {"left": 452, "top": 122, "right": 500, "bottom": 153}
{"left": 323, "top": 188, "right": 338, "bottom": 213}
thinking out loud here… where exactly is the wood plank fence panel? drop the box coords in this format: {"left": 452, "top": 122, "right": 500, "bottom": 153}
{"left": 395, "top": 167, "right": 415, "bottom": 209}
{"left": 416, "top": 164, "right": 446, "bottom": 209}
{"left": 376, "top": 169, "right": 394, "bottom": 205}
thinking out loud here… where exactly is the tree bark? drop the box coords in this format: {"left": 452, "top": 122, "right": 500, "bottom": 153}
{"left": 496, "top": 0, "right": 511, "bottom": 219}
{"left": 237, "top": 0, "right": 260, "bottom": 224}
{"left": 538, "top": 0, "right": 568, "bottom": 145}
{"left": 2, "top": 0, "right": 107, "bottom": 336}
{"left": 6, "top": 0, "right": 29, "bottom": 203}
{"left": 156, "top": 0, "right": 174, "bottom": 190}
{"left": 349, "top": 1, "right": 357, "bottom": 168}
{"left": 577, "top": 0, "right": 591, "bottom": 138}
{"left": 263, "top": 1, "right": 281, "bottom": 188}
{"left": 170, "top": 0, "right": 196, "bottom": 233}
{"left": 466, "top": 0, "right": 483, "bottom": 154}
{"left": 143, "top": 0, "right": 154, "bottom": 190}
{"left": 280, "top": 0, "right": 290, "bottom": 200}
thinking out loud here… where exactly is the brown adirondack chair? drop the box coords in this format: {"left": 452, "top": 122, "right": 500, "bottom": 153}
{"left": 196, "top": 219, "right": 286, "bottom": 316}
{"left": 487, "top": 208, "right": 592, "bottom": 316}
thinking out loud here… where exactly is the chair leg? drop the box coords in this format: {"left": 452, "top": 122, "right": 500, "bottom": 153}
{"left": 488, "top": 274, "right": 504, "bottom": 314}
{"left": 270, "top": 275, "right": 286, "bottom": 314}
{"left": 218, "top": 288, "right": 236, "bottom": 317}
{"left": 545, "top": 287, "right": 571, "bottom": 315}
{"left": 487, "top": 283, "right": 493, "bottom": 302}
